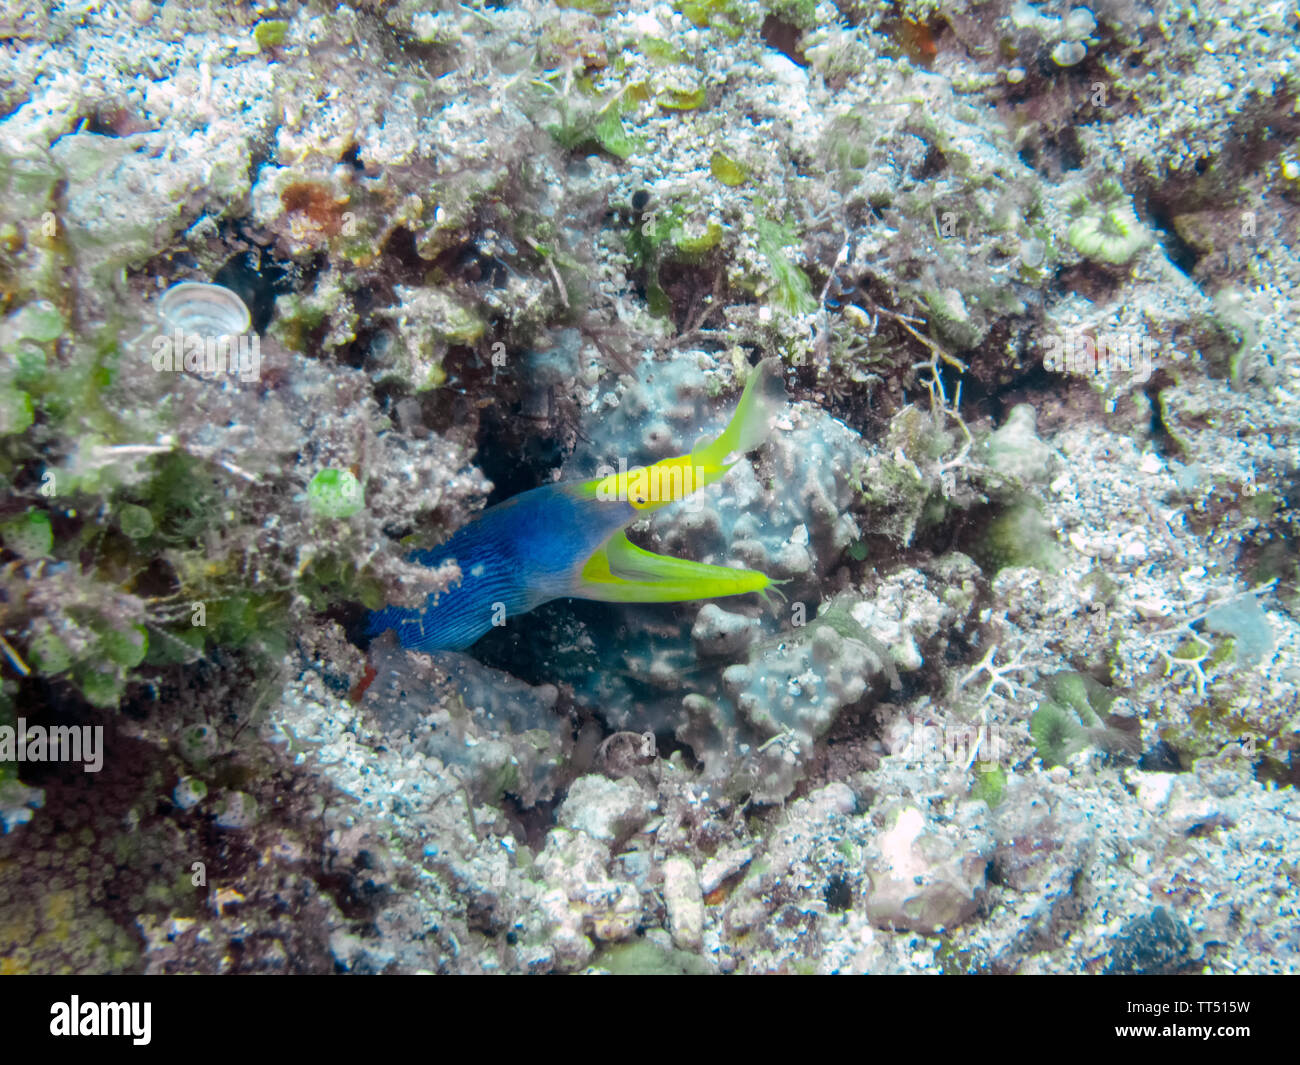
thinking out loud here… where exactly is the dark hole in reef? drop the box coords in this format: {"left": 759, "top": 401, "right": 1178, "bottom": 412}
{"left": 760, "top": 14, "right": 808, "bottom": 66}
{"left": 823, "top": 874, "right": 853, "bottom": 912}
{"left": 471, "top": 597, "right": 623, "bottom": 687}
{"left": 1143, "top": 369, "right": 1186, "bottom": 459}
{"left": 983, "top": 360, "right": 1057, "bottom": 426}
{"left": 473, "top": 403, "right": 569, "bottom": 506}
{"left": 654, "top": 257, "right": 726, "bottom": 334}
{"left": 334, "top": 326, "right": 376, "bottom": 370}
{"left": 131, "top": 555, "right": 181, "bottom": 600}
{"left": 339, "top": 142, "right": 366, "bottom": 172}
{"left": 380, "top": 224, "right": 428, "bottom": 283}
{"left": 501, "top": 793, "right": 562, "bottom": 854}
{"left": 1034, "top": 47, "right": 1065, "bottom": 79}
{"left": 471, "top": 597, "right": 722, "bottom": 755}
{"left": 833, "top": 0, "right": 866, "bottom": 27}
{"left": 465, "top": 892, "right": 507, "bottom": 937}
{"left": 654, "top": 728, "right": 701, "bottom": 771}
{"left": 334, "top": 601, "right": 377, "bottom": 653}
{"left": 431, "top": 240, "right": 503, "bottom": 286}
{"left": 211, "top": 247, "right": 300, "bottom": 334}
{"left": 1144, "top": 193, "right": 1201, "bottom": 276}
{"left": 900, "top": 357, "right": 967, "bottom": 412}
{"left": 917, "top": 498, "right": 1003, "bottom": 577}
{"left": 1051, "top": 126, "right": 1085, "bottom": 171}
{"left": 882, "top": 661, "right": 928, "bottom": 703}
{"left": 915, "top": 143, "right": 948, "bottom": 180}
{"left": 317, "top": 857, "right": 393, "bottom": 920}
{"left": 80, "top": 108, "right": 131, "bottom": 137}
{"left": 943, "top": 628, "right": 976, "bottom": 667}
{"left": 1256, "top": 751, "right": 1300, "bottom": 790}
{"left": 1050, "top": 260, "right": 1123, "bottom": 302}
{"left": 8, "top": 683, "right": 112, "bottom": 782}
{"left": 1138, "top": 739, "right": 1183, "bottom": 773}
{"left": 247, "top": 129, "right": 278, "bottom": 176}
{"left": 793, "top": 359, "right": 820, "bottom": 394}
{"left": 401, "top": 344, "right": 491, "bottom": 444}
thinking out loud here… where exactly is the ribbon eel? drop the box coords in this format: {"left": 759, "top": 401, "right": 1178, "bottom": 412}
{"left": 367, "top": 358, "right": 786, "bottom": 652}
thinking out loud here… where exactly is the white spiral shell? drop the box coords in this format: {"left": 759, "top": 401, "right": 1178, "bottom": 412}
{"left": 158, "top": 281, "right": 252, "bottom": 338}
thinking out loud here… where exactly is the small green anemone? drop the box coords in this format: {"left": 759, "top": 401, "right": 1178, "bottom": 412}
{"left": 1066, "top": 186, "right": 1149, "bottom": 264}
{"left": 307, "top": 468, "right": 364, "bottom": 519}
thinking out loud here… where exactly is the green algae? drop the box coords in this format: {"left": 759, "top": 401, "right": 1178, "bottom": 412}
{"left": 674, "top": 0, "right": 748, "bottom": 39}
{"left": 640, "top": 37, "right": 687, "bottom": 64}
{"left": 756, "top": 218, "right": 817, "bottom": 315}
{"left": 709, "top": 149, "right": 748, "bottom": 186}
{"left": 970, "top": 762, "right": 1006, "bottom": 808}
{"left": 1, "top": 510, "right": 52, "bottom": 559}
{"left": 253, "top": 20, "right": 289, "bottom": 50}
{"left": 659, "top": 86, "right": 707, "bottom": 111}
{"left": 974, "top": 499, "right": 1065, "bottom": 574}
{"left": 596, "top": 939, "right": 712, "bottom": 974}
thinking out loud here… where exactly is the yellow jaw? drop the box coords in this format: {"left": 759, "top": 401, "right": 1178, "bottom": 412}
{"left": 576, "top": 530, "right": 780, "bottom": 604}
{"left": 570, "top": 359, "right": 787, "bottom": 606}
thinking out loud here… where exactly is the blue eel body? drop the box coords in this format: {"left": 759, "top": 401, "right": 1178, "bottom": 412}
{"left": 366, "top": 483, "right": 635, "bottom": 652}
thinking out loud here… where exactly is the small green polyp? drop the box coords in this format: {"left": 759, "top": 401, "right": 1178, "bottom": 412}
{"left": 1, "top": 510, "right": 52, "bottom": 559}
{"left": 0, "top": 387, "right": 34, "bottom": 435}
{"left": 308, "top": 468, "right": 364, "bottom": 518}
{"left": 1066, "top": 189, "right": 1148, "bottom": 264}
{"left": 96, "top": 622, "right": 149, "bottom": 669}
{"left": 27, "top": 625, "right": 72, "bottom": 675}
{"left": 1030, "top": 701, "right": 1089, "bottom": 767}
{"left": 2, "top": 300, "right": 65, "bottom": 345}
{"left": 117, "top": 503, "right": 155, "bottom": 540}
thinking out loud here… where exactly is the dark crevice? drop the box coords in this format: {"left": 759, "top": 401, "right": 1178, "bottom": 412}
{"left": 1051, "top": 259, "right": 1124, "bottom": 303}
{"left": 1052, "top": 126, "right": 1085, "bottom": 171}
{"left": 380, "top": 225, "right": 431, "bottom": 286}
{"left": 1144, "top": 194, "right": 1201, "bottom": 276}
{"left": 212, "top": 246, "right": 304, "bottom": 334}
{"left": 473, "top": 400, "right": 569, "bottom": 505}
{"left": 760, "top": 15, "right": 808, "bottom": 66}
{"left": 1143, "top": 368, "right": 1186, "bottom": 459}
{"left": 339, "top": 142, "right": 365, "bottom": 172}
{"left": 915, "top": 143, "right": 948, "bottom": 180}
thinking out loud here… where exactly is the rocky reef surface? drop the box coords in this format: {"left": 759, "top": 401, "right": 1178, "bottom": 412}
{"left": 1, "top": 0, "right": 1297, "bottom": 973}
